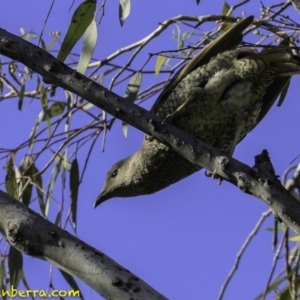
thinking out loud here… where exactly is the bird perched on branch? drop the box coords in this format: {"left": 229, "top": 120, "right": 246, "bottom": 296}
{"left": 94, "top": 15, "right": 300, "bottom": 207}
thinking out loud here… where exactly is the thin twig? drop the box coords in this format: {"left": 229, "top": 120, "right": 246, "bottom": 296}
{"left": 218, "top": 209, "right": 272, "bottom": 300}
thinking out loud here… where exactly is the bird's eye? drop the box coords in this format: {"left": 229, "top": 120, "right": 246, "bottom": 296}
{"left": 111, "top": 169, "right": 118, "bottom": 178}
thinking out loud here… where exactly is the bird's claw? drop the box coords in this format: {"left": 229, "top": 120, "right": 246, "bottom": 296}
{"left": 217, "top": 178, "right": 223, "bottom": 185}
{"left": 205, "top": 169, "right": 218, "bottom": 178}
{"left": 145, "top": 134, "right": 154, "bottom": 141}
{"left": 205, "top": 169, "right": 223, "bottom": 185}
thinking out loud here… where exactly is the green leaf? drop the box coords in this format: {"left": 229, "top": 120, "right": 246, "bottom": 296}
{"left": 122, "top": 122, "right": 129, "bottom": 138}
{"left": 45, "top": 156, "right": 62, "bottom": 217}
{"left": 46, "top": 153, "right": 71, "bottom": 215}
{"left": 289, "top": 234, "right": 300, "bottom": 241}
{"left": 222, "top": 1, "right": 231, "bottom": 15}
{"left": 277, "top": 79, "right": 290, "bottom": 107}
{"left": 14, "top": 164, "right": 22, "bottom": 201}
{"left": 119, "top": 0, "right": 131, "bottom": 26}
{"left": 19, "top": 155, "right": 34, "bottom": 207}
{"left": 50, "top": 86, "right": 56, "bottom": 98}
{"left": 5, "top": 155, "right": 17, "bottom": 199}
{"left": 98, "top": 66, "right": 118, "bottom": 85}
{"left": 254, "top": 268, "right": 296, "bottom": 299}
{"left": 155, "top": 55, "right": 165, "bottom": 75}
{"left": 54, "top": 153, "right": 72, "bottom": 171}
{"left": 20, "top": 27, "right": 38, "bottom": 41}
{"left": 221, "top": 2, "right": 232, "bottom": 32}
{"left": 122, "top": 72, "right": 142, "bottom": 137}
{"left": 124, "top": 72, "right": 142, "bottom": 102}
{"left": 0, "top": 56, "right": 3, "bottom": 94}
{"left": 59, "top": 269, "right": 83, "bottom": 299}
{"left": 18, "top": 84, "right": 25, "bottom": 111}
{"left": 39, "top": 85, "right": 51, "bottom": 133}
{"left": 20, "top": 271, "right": 31, "bottom": 296}
{"left": 273, "top": 285, "right": 294, "bottom": 300}
{"left": 31, "top": 164, "right": 45, "bottom": 215}
{"left": 5, "top": 153, "right": 22, "bottom": 199}
{"left": 77, "top": 19, "right": 98, "bottom": 75}
{"left": 54, "top": 211, "right": 62, "bottom": 227}
{"left": 70, "top": 159, "right": 80, "bottom": 231}
{"left": 8, "top": 247, "right": 23, "bottom": 289}
{"left": 8, "top": 61, "right": 21, "bottom": 86}
{"left": 57, "top": 1, "right": 96, "bottom": 62}
{"left": 42, "top": 102, "right": 67, "bottom": 121}
{"left": 40, "top": 85, "right": 48, "bottom": 111}
{"left": 81, "top": 102, "right": 94, "bottom": 111}
{"left": 173, "top": 24, "right": 181, "bottom": 47}
{"left": 29, "top": 111, "right": 43, "bottom": 152}
{"left": 0, "top": 260, "right": 6, "bottom": 296}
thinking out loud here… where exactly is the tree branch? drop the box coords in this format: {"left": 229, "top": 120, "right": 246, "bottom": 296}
{"left": 0, "top": 190, "right": 166, "bottom": 300}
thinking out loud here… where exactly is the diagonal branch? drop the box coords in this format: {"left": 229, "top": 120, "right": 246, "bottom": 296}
{"left": 0, "top": 27, "right": 299, "bottom": 232}
{"left": 0, "top": 190, "right": 166, "bottom": 300}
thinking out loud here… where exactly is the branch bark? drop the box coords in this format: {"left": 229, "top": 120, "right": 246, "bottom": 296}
{"left": 0, "top": 190, "right": 166, "bottom": 300}
{"left": 0, "top": 25, "right": 299, "bottom": 297}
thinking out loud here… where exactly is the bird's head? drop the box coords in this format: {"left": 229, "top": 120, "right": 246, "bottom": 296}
{"left": 94, "top": 156, "right": 135, "bottom": 207}
{"left": 94, "top": 149, "right": 155, "bottom": 207}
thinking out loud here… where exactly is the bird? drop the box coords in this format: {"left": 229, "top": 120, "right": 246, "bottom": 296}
{"left": 94, "top": 15, "right": 300, "bottom": 207}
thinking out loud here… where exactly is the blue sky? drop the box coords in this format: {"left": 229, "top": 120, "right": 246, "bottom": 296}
{"left": 0, "top": 1, "right": 300, "bottom": 299}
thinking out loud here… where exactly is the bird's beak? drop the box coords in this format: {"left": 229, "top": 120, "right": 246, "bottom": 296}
{"left": 93, "top": 190, "right": 110, "bottom": 208}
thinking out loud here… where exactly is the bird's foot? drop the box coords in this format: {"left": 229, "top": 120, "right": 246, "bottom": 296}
{"left": 217, "top": 178, "right": 223, "bottom": 185}
{"left": 205, "top": 169, "right": 219, "bottom": 179}
{"left": 145, "top": 134, "right": 154, "bottom": 141}
{"left": 205, "top": 170, "right": 223, "bottom": 185}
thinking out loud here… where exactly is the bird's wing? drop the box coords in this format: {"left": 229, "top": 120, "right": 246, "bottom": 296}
{"left": 150, "top": 15, "right": 254, "bottom": 114}
{"left": 237, "top": 48, "right": 300, "bottom": 136}
{"left": 258, "top": 77, "right": 290, "bottom": 124}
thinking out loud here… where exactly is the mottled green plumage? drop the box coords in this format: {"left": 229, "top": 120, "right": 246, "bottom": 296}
{"left": 94, "top": 16, "right": 300, "bottom": 207}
